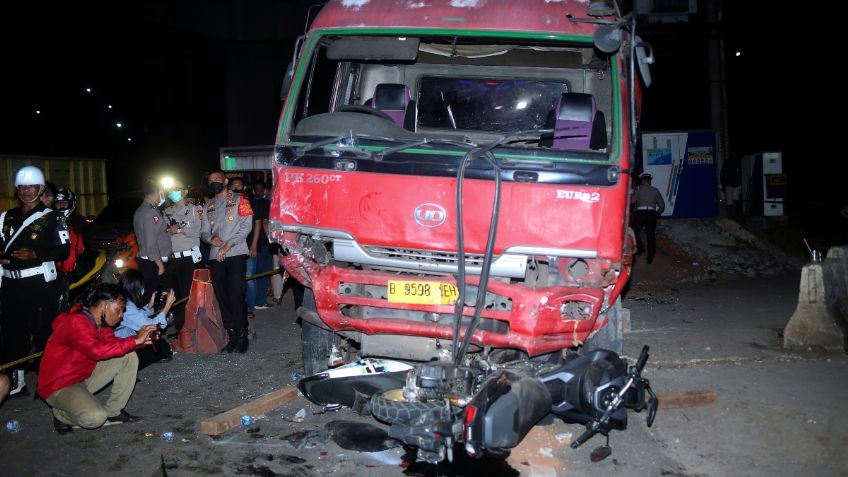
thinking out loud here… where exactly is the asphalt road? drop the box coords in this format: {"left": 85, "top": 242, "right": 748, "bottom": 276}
{"left": 1, "top": 272, "right": 846, "bottom": 476}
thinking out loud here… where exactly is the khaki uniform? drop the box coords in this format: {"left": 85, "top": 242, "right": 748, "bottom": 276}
{"left": 200, "top": 192, "right": 252, "bottom": 335}
{"left": 163, "top": 202, "right": 203, "bottom": 330}
{"left": 133, "top": 199, "right": 172, "bottom": 303}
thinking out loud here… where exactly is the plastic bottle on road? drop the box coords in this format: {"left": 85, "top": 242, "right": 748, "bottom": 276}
{"left": 6, "top": 419, "right": 21, "bottom": 434}
{"left": 241, "top": 415, "right": 253, "bottom": 426}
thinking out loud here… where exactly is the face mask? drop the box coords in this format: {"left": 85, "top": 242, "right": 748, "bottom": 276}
{"left": 208, "top": 182, "right": 224, "bottom": 197}
{"left": 158, "top": 192, "right": 166, "bottom": 207}
{"left": 168, "top": 191, "right": 183, "bottom": 203}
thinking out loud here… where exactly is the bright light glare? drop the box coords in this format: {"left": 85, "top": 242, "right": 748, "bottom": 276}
{"left": 85, "top": 87, "right": 92, "bottom": 93}
{"left": 114, "top": 258, "right": 124, "bottom": 268}
{"left": 516, "top": 101, "right": 528, "bottom": 110}
{"left": 161, "top": 176, "right": 175, "bottom": 189}
{"left": 128, "top": 137, "right": 132, "bottom": 142}
{"left": 116, "top": 122, "right": 123, "bottom": 128}
{"left": 35, "top": 110, "right": 41, "bottom": 114}
{"left": 108, "top": 105, "right": 113, "bottom": 109}
{"left": 735, "top": 51, "right": 741, "bottom": 57}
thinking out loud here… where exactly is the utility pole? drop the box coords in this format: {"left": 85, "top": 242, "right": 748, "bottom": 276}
{"left": 706, "top": 0, "right": 729, "bottom": 214}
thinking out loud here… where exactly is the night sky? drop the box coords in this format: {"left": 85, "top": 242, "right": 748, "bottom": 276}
{"left": 1, "top": 1, "right": 842, "bottom": 240}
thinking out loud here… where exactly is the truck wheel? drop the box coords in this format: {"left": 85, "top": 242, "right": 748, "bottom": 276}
{"left": 301, "top": 288, "right": 341, "bottom": 376}
{"left": 370, "top": 389, "right": 446, "bottom": 425}
{"left": 584, "top": 297, "right": 624, "bottom": 354}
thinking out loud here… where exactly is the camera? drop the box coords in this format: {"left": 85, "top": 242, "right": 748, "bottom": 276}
{"left": 154, "top": 287, "right": 172, "bottom": 309}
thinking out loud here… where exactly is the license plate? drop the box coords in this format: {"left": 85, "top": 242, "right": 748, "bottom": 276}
{"left": 387, "top": 280, "right": 459, "bottom": 305}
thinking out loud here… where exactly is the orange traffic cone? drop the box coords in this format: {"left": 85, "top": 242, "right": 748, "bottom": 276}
{"left": 172, "top": 268, "right": 228, "bottom": 353}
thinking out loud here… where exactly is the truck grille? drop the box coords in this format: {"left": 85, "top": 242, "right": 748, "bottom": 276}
{"left": 363, "top": 246, "right": 485, "bottom": 267}
{"left": 332, "top": 238, "right": 527, "bottom": 278}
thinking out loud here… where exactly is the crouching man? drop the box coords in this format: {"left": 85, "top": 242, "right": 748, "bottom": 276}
{"left": 37, "top": 283, "right": 157, "bottom": 434}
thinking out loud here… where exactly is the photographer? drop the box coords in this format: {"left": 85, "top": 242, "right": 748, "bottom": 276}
{"left": 116, "top": 269, "right": 175, "bottom": 369}
{"left": 37, "top": 283, "right": 155, "bottom": 433}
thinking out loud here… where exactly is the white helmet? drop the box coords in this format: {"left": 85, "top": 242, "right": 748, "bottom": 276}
{"left": 14, "top": 166, "right": 46, "bottom": 187}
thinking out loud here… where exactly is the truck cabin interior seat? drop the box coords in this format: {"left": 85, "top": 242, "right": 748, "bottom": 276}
{"left": 364, "top": 83, "right": 416, "bottom": 131}
{"left": 541, "top": 92, "right": 607, "bottom": 150}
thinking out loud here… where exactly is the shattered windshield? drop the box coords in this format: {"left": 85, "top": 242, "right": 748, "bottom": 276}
{"left": 287, "top": 34, "right": 612, "bottom": 156}
{"left": 417, "top": 77, "right": 568, "bottom": 132}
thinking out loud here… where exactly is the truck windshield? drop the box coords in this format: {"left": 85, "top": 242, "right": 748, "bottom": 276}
{"left": 287, "top": 35, "right": 613, "bottom": 156}
{"left": 418, "top": 77, "right": 568, "bottom": 133}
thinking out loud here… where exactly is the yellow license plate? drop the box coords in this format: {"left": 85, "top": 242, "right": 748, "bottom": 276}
{"left": 387, "top": 280, "right": 459, "bottom": 305}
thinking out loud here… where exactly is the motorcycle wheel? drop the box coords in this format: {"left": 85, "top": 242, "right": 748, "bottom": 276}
{"left": 370, "top": 388, "right": 446, "bottom": 425}
{"left": 583, "top": 296, "right": 624, "bottom": 354}
{"left": 300, "top": 288, "right": 341, "bottom": 376}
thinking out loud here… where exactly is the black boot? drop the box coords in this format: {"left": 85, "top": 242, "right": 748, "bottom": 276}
{"left": 221, "top": 329, "right": 237, "bottom": 353}
{"left": 235, "top": 328, "right": 249, "bottom": 354}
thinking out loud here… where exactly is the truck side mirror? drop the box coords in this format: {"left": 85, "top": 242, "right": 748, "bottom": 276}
{"left": 280, "top": 36, "right": 304, "bottom": 101}
{"left": 593, "top": 24, "right": 623, "bottom": 54}
{"left": 635, "top": 36, "right": 654, "bottom": 88}
{"left": 280, "top": 60, "right": 295, "bottom": 101}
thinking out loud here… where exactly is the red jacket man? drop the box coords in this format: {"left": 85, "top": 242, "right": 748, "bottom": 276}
{"left": 38, "top": 283, "right": 156, "bottom": 433}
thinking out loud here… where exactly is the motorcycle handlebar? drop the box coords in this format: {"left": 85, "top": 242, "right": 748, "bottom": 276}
{"left": 634, "top": 345, "right": 650, "bottom": 374}
{"left": 570, "top": 425, "right": 598, "bottom": 449}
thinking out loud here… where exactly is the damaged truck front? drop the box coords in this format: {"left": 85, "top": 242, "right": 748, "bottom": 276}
{"left": 271, "top": 0, "right": 656, "bottom": 463}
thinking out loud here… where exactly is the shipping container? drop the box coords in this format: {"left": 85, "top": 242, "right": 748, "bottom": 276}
{"left": 1, "top": 154, "right": 109, "bottom": 218}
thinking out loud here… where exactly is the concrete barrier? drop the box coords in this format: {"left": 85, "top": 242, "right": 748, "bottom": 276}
{"left": 783, "top": 248, "right": 848, "bottom": 351}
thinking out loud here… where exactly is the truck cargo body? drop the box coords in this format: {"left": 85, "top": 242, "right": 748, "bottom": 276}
{"left": 1, "top": 154, "right": 108, "bottom": 217}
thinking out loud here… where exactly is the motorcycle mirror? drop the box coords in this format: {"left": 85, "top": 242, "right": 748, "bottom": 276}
{"left": 646, "top": 392, "right": 658, "bottom": 427}
{"left": 590, "top": 444, "right": 612, "bottom": 462}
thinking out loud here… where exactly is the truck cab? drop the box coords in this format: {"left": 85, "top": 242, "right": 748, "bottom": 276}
{"left": 271, "top": 0, "right": 646, "bottom": 375}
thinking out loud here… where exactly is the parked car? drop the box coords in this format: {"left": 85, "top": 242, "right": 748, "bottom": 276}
{"left": 82, "top": 193, "right": 142, "bottom": 282}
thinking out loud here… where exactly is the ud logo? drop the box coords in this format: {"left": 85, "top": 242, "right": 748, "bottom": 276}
{"left": 413, "top": 203, "right": 447, "bottom": 228}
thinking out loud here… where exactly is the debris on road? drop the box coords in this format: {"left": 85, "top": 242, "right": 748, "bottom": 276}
{"left": 201, "top": 387, "right": 297, "bottom": 436}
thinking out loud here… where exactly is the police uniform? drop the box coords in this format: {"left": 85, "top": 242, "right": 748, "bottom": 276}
{"left": 0, "top": 202, "right": 70, "bottom": 373}
{"left": 163, "top": 201, "right": 203, "bottom": 331}
{"left": 200, "top": 192, "right": 252, "bottom": 349}
{"left": 631, "top": 174, "right": 666, "bottom": 264}
{"left": 133, "top": 199, "right": 173, "bottom": 303}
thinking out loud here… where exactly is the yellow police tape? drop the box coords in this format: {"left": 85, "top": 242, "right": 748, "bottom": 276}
{"left": 0, "top": 266, "right": 287, "bottom": 371}
{"left": 0, "top": 352, "right": 43, "bottom": 371}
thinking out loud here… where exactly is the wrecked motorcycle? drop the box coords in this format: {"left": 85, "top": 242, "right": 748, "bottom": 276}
{"left": 300, "top": 346, "right": 657, "bottom": 464}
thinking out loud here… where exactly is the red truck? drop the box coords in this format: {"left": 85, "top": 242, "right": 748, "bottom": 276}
{"left": 271, "top": 0, "right": 656, "bottom": 463}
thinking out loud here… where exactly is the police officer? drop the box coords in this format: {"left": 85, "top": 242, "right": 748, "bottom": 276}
{"left": 201, "top": 170, "right": 253, "bottom": 353}
{"left": 630, "top": 172, "right": 666, "bottom": 264}
{"left": 163, "top": 179, "right": 203, "bottom": 335}
{"left": 0, "top": 166, "right": 70, "bottom": 396}
{"left": 54, "top": 188, "right": 86, "bottom": 312}
{"left": 133, "top": 177, "right": 172, "bottom": 304}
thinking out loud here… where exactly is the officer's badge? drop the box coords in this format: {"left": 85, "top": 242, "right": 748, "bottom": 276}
{"left": 153, "top": 215, "right": 160, "bottom": 224}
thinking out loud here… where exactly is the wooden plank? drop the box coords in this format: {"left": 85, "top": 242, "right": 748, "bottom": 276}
{"left": 657, "top": 390, "right": 717, "bottom": 410}
{"left": 201, "top": 387, "right": 298, "bottom": 436}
